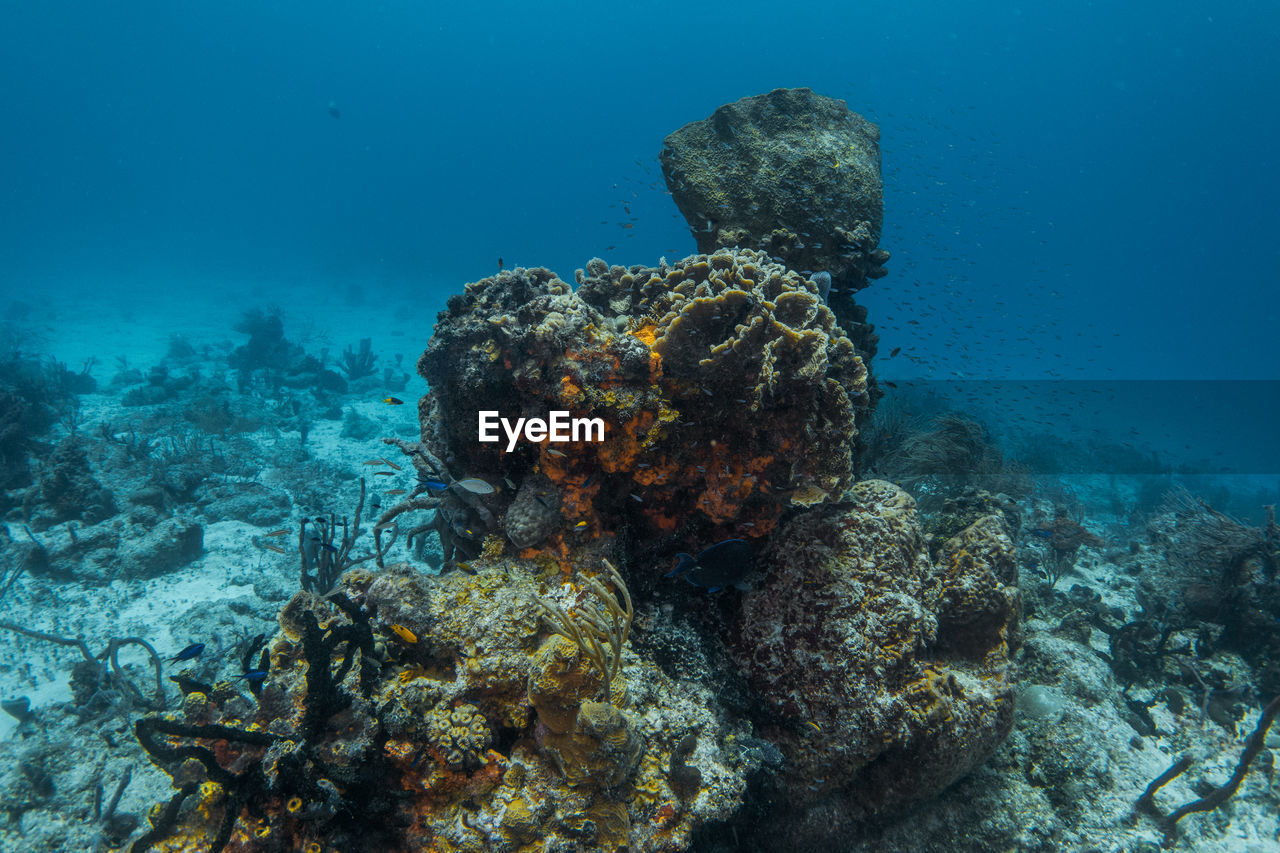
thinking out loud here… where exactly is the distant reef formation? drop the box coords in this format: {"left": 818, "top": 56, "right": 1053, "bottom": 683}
{"left": 129, "top": 91, "right": 1017, "bottom": 853}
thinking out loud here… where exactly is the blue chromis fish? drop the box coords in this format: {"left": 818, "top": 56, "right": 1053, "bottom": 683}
{"left": 236, "top": 669, "right": 268, "bottom": 696}
{"left": 169, "top": 643, "right": 205, "bottom": 663}
{"left": 309, "top": 536, "right": 339, "bottom": 553}
{"left": 666, "top": 539, "right": 754, "bottom": 592}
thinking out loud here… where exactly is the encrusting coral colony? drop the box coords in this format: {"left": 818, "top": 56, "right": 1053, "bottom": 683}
{"left": 127, "top": 88, "right": 1020, "bottom": 851}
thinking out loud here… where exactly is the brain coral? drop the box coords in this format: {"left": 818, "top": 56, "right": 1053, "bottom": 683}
{"left": 416, "top": 248, "right": 869, "bottom": 551}
{"left": 425, "top": 702, "right": 492, "bottom": 768}
{"left": 733, "top": 480, "right": 1017, "bottom": 838}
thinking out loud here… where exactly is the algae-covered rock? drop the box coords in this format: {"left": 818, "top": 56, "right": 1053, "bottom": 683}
{"left": 734, "top": 480, "right": 1017, "bottom": 838}
{"left": 120, "top": 516, "right": 203, "bottom": 580}
{"left": 529, "top": 633, "right": 603, "bottom": 734}
{"left": 506, "top": 474, "right": 561, "bottom": 549}
{"left": 660, "top": 87, "right": 890, "bottom": 307}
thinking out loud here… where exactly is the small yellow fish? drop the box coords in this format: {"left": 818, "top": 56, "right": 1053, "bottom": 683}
{"left": 573, "top": 520, "right": 589, "bottom": 529}
{"left": 382, "top": 396, "right": 404, "bottom": 405}
{"left": 384, "top": 489, "right": 407, "bottom": 496}
{"left": 807, "top": 720, "right": 822, "bottom": 732}
{"left": 258, "top": 542, "right": 287, "bottom": 555}
{"left": 262, "top": 529, "right": 290, "bottom": 537}
{"left": 381, "top": 458, "right": 402, "bottom": 471}
{"left": 388, "top": 624, "right": 417, "bottom": 644}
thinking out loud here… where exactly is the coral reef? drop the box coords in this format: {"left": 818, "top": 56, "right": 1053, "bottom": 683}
{"left": 659, "top": 87, "right": 890, "bottom": 342}
{"left": 228, "top": 307, "right": 347, "bottom": 394}
{"left": 506, "top": 473, "right": 561, "bottom": 549}
{"left": 415, "top": 248, "right": 870, "bottom": 560}
{"left": 1137, "top": 490, "right": 1280, "bottom": 696}
{"left": 731, "top": 481, "right": 1018, "bottom": 837}
{"left": 340, "top": 337, "right": 378, "bottom": 381}
{"left": 424, "top": 702, "right": 492, "bottom": 768}
{"left": 36, "top": 436, "right": 118, "bottom": 527}
{"left": 113, "top": 93, "right": 1039, "bottom": 851}
{"left": 861, "top": 411, "right": 1031, "bottom": 507}
{"left": 131, "top": 562, "right": 753, "bottom": 852}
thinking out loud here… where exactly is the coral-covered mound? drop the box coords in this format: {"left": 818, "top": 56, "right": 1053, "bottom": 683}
{"left": 131, "top": 561, "right": 753, "bottom": 853}
{"left": 418, "top": 248, "right": 870, "bottom": 549}
{"left": 734, "top": 481, "right": 1019, "bottom": 839}
{"left": 659, "top": 87, "right": 891, "bottom": 298}
{"left": 129, "top": 96, "right": 1022, "bottom": 851}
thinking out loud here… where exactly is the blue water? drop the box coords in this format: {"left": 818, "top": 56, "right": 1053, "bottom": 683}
{"left": 4, "top": 2, "right": 1276, "bottom": 373}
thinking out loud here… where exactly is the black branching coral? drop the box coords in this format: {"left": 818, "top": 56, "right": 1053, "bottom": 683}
{"left": 1136, "top": 693, "right": 1280, "bottom": 843}
{"left": 131, "top": 593, "right": 407, "bottom": 853}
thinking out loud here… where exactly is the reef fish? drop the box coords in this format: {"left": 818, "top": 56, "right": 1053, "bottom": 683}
{"left": 237, "top": 669, "right": 268, "bottom": 697}
{"left": 382, "top": 396, "right": 404, "bottom": 405}
{"left": 388, "top": 623, "right": 418, "bottom": 644}
{"left": 452, "top": 477, "right": 496, "bottom": 495}
{"left": 169, "top": 643, "right": 205, "bottom": 663}
{"left": 666, "top": 539, "right": 753, "bottom": 592}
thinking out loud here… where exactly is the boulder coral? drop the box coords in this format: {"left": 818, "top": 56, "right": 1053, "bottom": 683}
{"left": 733, "top": 481, "right": 1018, "bottom": 839}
